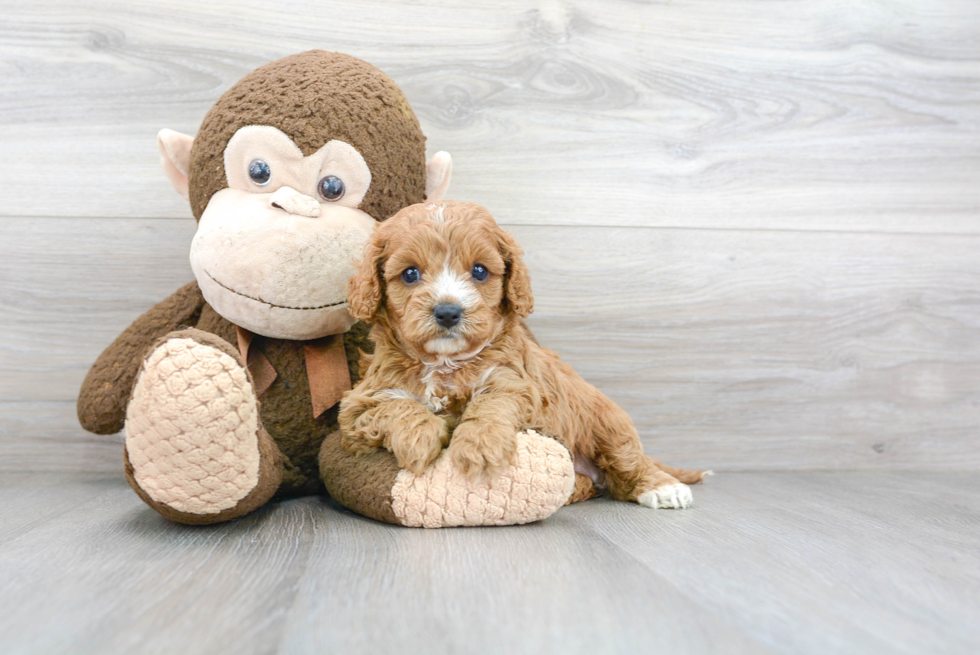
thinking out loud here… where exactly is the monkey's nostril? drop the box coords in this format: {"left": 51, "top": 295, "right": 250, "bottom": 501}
{"left": 268, "top": 186, "right": 321, "bottom": 218}
{"left": 433, "top": 303, "right": 463, "bottom": 329}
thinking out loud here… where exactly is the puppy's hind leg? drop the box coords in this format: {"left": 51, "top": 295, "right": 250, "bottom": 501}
{"left": 590, "top": 402, "right": 693, "bottom": 510}
{"left": 651, "top": 460, "right": 711, "bottom": 484}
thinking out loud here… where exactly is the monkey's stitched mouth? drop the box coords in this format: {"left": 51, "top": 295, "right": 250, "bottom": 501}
{"left": 204, "top": 270, "right": 347, "bottom": 311}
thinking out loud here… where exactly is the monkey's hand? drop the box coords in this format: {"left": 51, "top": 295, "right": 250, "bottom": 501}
{"left": 77, "top": 281, "right": 206, "bottom": 435}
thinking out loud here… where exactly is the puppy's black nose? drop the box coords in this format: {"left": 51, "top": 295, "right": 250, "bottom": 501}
{"left": 433, "top": 303, "right": 463, "bottom": 328}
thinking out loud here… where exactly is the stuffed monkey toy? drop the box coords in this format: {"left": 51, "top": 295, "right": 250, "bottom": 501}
{"left": 77, "top": 51, "right": 592, "bottom": 527}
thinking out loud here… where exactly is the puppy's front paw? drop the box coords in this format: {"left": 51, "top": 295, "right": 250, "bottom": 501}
{"left": 341, "top": 429, "right": 380, "bottom": 457}
{"left": 389, "top": 413, "right": 450, "bottom": 475}
{"left": 638, "top": 483, "right": 693, "bottom": 510}
{"left": 340, "top": 405, "right": 387, "bottom": 456}
{"left": 448, "top": 421, "right": 518, "bottom": 481}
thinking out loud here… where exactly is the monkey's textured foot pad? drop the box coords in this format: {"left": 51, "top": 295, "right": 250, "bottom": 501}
{"left": 125, "top": 332, "right": 270, "bottom": 520}
{"left": 391, "top": 430, "right": 575, "bottom": 528}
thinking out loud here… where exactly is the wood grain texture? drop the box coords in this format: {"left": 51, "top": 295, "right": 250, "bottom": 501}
{"left": 0, "top": 471, "right": 977, "bottom": 654}
{"left": 2, "top": 0, "right": 979, "bottom": 474}
{"left": 0, "top": 0, "right": 978, "bottom": 232}
{"left": 2, "top": 217, "right": 977, "bottom": 472}
{"left": 576, "top": 471, "right": 980, "bottom": 654}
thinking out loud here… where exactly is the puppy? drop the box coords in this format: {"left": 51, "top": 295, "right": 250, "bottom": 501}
{"left": 339, "top": 201, "right": 705, "bottom": 509}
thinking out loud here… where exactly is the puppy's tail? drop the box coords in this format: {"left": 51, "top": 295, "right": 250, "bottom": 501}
{"left": 652, "top": 460, "right": 713, "bottom": 484}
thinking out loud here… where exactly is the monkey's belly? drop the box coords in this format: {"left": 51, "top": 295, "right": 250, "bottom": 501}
{"left": 257, "top": 338, "right": 340, "bottom": 496}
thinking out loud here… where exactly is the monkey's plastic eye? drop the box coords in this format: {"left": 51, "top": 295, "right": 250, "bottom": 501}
{"left": 318, "top": 175, "right": 345, "bottom": 201}
{"left": 401, "top": 267, "right": 420, "bottom": 285}
{"left": 471, "top": 264, "right": 489, "bottom": 282}
{"left": 248, "top": 159, "right": 271, "bottom": 186}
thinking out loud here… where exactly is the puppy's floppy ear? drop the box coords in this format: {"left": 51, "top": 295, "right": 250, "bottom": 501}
{"left": 347, "top": 232, "right": 387, "bottom": 323}
{"left": 497, "top": 228, "right": 534, "bottom": 318}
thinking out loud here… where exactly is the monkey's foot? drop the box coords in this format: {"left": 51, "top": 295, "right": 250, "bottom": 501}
{"left": 321, "top": 429, "right": 576, "bottom": 528}
{"left": 124, "top": 329, "right": 282, "bottom": 525}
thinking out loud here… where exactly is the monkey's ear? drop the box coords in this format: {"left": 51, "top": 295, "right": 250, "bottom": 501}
{"left": 157, "top": 129, "right": 195, "bottom": 200}
{"left": 347, "top": 236, "right": 387, "bottom": 323}
{"left": 497, "top": 228, "right": 534, "bottom": 319}
{"left": 424, "top": 151, "right": 452, "bottom": 202}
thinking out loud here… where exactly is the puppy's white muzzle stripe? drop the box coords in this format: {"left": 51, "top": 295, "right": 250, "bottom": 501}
{"left": 432, "top": 265, "right": 478, "bottom": 309}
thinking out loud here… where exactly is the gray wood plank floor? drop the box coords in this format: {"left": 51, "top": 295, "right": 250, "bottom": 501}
{"left": 1, "top": 472, "right": 977, "bottom": 655}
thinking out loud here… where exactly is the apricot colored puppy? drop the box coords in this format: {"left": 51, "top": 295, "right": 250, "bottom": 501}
{"left": 339, "top": 201, "right": 706, "bottom": 509}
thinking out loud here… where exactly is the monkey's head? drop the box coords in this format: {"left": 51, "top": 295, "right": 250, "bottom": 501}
{"left": 157, "top": 51, "right": 452, "bottom": 340}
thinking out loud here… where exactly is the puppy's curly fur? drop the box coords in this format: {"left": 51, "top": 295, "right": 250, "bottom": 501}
{"left": 339, "top": 201, "right": 705, "bottom": 508}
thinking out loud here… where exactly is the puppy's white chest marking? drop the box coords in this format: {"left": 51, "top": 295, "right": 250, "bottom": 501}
{"left": 423, "top": 380, "right": 450, "bottom": 413}
{"left": 379, "top": 349, "right": 495, "bottom": 415}
{"left": 418, "top": 360, "right": 497, "bottom": 412}
{"left": 420, "top": 364, "right": 457, "bottom": 413}
{"left": 377, "top": 386, "right": 448, "bottom": 414}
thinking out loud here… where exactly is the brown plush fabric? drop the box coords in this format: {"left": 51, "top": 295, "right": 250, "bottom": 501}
{"left": 77, "top": 281, "right": 205, "bottom": 435}
{"left": 195, "top": 301, "right": 238, "bottom": 343}
{"left": 188, "top": 50, "right": 428, "bottom": 223}
{"left": 244, "top": 321, "right": 373, "bottom": 497}
{"left": 318, "top": 430, "right": 401, "bottom": 525}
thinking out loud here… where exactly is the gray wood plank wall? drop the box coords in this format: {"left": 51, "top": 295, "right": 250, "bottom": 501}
{"left": 2, "top": 0, "right": 978, "bottom": 472}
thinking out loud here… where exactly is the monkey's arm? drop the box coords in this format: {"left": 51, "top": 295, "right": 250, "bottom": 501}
{"left": 77, "top": 281, "right": 206, "bottom": 434}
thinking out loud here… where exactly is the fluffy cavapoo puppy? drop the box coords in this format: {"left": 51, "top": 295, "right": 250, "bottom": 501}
{"left": 339, "top": 201, "right": 706, "bottom": 509}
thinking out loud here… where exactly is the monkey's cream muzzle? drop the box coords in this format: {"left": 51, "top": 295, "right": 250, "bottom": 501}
{"left": 191, "top": 187, "right": 376, "bottom": 340}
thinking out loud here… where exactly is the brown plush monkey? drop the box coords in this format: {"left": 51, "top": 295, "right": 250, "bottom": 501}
{"left": 77, "top": 51, "right": 582, "bottom": 527}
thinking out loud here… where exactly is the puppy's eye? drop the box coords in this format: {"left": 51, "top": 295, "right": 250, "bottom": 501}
{"left": 471, "top": 264, "right": 489, "bottom": 282}
{"left": 249, "top": 159, "right": 271, "bottom": 186}
{"left": 318, "top": 175, "right": 345, "bottom": 201}
{"left": 401, "top": 267, "right": 420, "bottom": 284}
